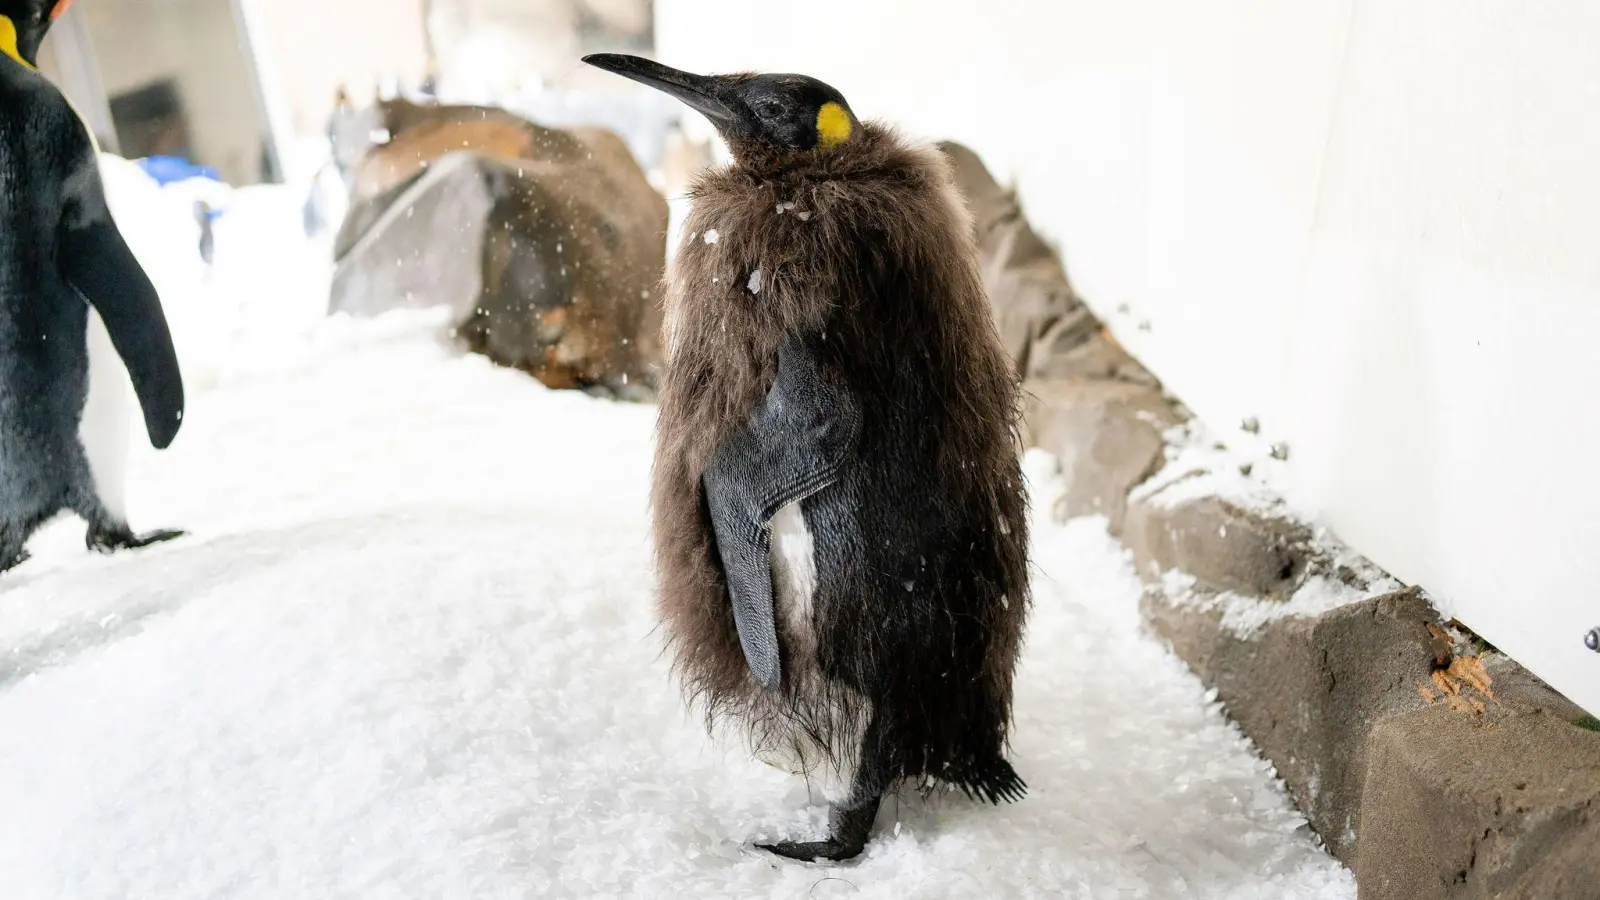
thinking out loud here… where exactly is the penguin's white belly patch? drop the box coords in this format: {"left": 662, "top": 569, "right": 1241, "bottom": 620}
{"left": 768, "top": 500, "right": 816, "bottom": 639}
{"left": 81, "top": 310, "right": 133, "bottom": 523}
{"left": 759, "top": 501, "right": 870, "bottom": 803}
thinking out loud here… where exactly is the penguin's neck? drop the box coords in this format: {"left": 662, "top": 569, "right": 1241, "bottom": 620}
{"left": 0, "top": 17, "right": 35, "bottom": 70}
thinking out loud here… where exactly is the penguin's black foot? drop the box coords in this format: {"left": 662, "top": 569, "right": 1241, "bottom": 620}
{"left": 758, "top": 837, "right": 867, "bottom": 863}
{"left": 0, "top": 548, "right": 31, "bottom": 572}
{"left": 87, "top": 527, "right": 186, "bottom": 554}
{"left": 757, "top": 796, "right": 879, "bottom": 864}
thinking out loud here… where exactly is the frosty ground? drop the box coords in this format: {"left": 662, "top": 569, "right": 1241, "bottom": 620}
{"left": 0, "top": 167, "right": 1355, "bottom": 899}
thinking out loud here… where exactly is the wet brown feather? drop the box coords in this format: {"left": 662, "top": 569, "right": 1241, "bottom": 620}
{"left": 650, "top": 122, "right": 1030, "bottom": 787}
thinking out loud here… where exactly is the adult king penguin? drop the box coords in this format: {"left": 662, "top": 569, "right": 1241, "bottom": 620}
{"left": 584, "top": 54, "right": 1030, "bottom": 862}
{"left": 0, "top": 0, "right": 185, "bottom": 571}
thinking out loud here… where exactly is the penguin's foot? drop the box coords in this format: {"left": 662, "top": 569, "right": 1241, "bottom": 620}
{"left": 758, "top": 837, "right": 866, "bottom": 864}
{"left": 757, "top": 796, "right": 879, "bottom": 864}
{"left": 0, "top": 549, "right": 31, "bottom": 572}
{"left": 87, "top": 527, "right": 186, "bottom": 554}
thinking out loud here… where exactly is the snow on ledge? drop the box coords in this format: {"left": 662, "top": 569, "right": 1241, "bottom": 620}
{"left": 1040, "top": 410, "right": 1407, "bottom": 640}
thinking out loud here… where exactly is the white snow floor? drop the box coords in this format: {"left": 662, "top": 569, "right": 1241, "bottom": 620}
{"left": 0, "top": 175, "right": 1356, "bottom": 899}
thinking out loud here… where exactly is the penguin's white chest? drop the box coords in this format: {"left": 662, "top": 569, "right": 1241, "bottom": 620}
{"left": 80, "top": 310, "right": 134, "bottom": 522}
{"left": 768, "top": 501, "right": 817, "bottom": 640}
{"left": 758, "top": 501, "right": 870, "bottom": 802}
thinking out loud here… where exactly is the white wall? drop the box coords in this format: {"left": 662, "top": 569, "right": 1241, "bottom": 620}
{"left": 240, "top": 0, "right": 651, "bottom": 162}
{"left": 656, "top": 0, "right": 1600, "bottom": 715}
{"left": 248, "top": 0, "right": 430, "bottom": 139}
{"left": 428, "top": 0, "right": 652, "bottom": 96}
{"left": 77, "top": 0, "right": 266, "bottom": 184}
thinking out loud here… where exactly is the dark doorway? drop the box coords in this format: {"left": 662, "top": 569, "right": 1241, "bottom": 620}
{"left": 109, "top": 80, "right": 196, "bottom": 162}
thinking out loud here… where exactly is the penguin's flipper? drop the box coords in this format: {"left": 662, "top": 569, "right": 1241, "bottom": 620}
{"left": 703, "top": 336, "right": 861, "bottom": 692}
{"left": 59, "top": 166, "right": 184, "bottom": 449}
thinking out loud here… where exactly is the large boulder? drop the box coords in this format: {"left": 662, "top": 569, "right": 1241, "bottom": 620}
{"left": 330, "top": 99, "right": 666, "bottom": 396}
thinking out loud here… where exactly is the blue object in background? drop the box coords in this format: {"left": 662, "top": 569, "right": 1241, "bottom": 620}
{"left": 130, "top": 155, "right": 227, "bottom": 266}
{"left": 136, "top": 155, "right": 224, "bottom": 188}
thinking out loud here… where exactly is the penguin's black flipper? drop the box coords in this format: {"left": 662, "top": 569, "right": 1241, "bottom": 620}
{"left": 703, "top": 336, "right": 861, "bottom": 692}
{"left": 58, "top": 161, "right": 185, "bottom": 449}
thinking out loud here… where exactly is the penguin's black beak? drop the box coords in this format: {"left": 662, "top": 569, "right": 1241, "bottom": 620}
{"left": 582, "top": 54, "right": 738, "bottom": 126}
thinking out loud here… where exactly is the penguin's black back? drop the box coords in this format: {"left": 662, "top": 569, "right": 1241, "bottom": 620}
{"left": 0, "top": 60, "right": 103, "bottom": 520}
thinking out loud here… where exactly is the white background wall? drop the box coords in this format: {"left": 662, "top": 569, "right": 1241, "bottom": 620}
{"left": 247, "top": 0, "right": 430, "bottom": 139}
{"left": 241, "top": 0, "right": 651, "bottom": 166}
{"left": 75, "top": 0, "right": 265, "bottom": 184}
{"left": 657, "top": 0, "right": 1600, "bottom": 715}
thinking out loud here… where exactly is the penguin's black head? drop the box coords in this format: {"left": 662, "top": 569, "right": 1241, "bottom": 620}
{"left": 583, "top": 54, "right": 858, "bottom": 160}
{"left": 0, "top": 0, "right": 68, "bottom": 68}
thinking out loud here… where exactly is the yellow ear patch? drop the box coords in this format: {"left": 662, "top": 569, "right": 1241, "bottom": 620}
{"left": 0, "top": 17, "right": 34, "bottom": 70}
{"left": 816, "top": 102, "right": 853, "bottom": 150}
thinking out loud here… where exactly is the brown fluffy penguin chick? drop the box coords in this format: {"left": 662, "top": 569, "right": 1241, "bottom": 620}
{"left": 584, "top": 54, "right": 1030, "bottom": 863}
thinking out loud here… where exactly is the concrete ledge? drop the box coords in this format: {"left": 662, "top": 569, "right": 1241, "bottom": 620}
{"left": 1125, "top": 493, "right": 1314, "bottom": 600}
{"left": 1023, "top": 378, "right": 1179, "bottom": 533}
{"left": 1358, "top": 705, "right": 1600, "bottom": 900}
{"left": 1141, "top": 586, "right": 1438, "bottom": 860}
{"left": 1022, "top": 368, "right": 1600, "bottom": 897}
{"left": 946, "top": 138, "right": 1599, "bottom": 896}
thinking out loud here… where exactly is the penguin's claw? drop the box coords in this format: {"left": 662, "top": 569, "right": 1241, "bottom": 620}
{"left": 757, "top": 837, "right": 867, "bottom": 864}
{"left": 757, "top": 798, "right": 878, "bottom": 864}
{"left": 87, "top": 528, "right": 186, "bottom": 554}
{"left": 1, "top": 549, "right": 31, "bottom": 572}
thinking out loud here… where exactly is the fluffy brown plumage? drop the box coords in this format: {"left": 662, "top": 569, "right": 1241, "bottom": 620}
{"left": 651, "top": 120, "right": 1030, "bottom": 802}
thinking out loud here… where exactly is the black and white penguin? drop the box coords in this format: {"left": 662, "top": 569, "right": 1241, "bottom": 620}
{"left": 0, "top": 0, "right": 185, "bottom": 570}
{"left": 584, "top": 54, "right": 1030, "bottom": 862}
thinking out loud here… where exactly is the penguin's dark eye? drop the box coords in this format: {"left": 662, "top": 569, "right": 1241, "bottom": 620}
{"left": 754, "top": 99, "right": 784, "bottom": 119}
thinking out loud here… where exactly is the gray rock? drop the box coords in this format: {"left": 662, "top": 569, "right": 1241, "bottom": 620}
{"left": 939, "top": 141, "right": 1133, "bottom": 383}
{"left": 1030, "top": 316, "right": 1159, "bottom": 385}
{"left": 1142, "top": 587, "right": 1440, "bottom": 861}
{"left": 1123, "top": 493, "right": 1314, "bottom": 599}
{"left": 1023, "top": 379, "right": 1182, "bottom": 533}
{"left": 330, "top": 102, "right": 666, "bottom": 395}
{"left": 1358, "top": 705, "right": 1600, "bottom": 899}
{"left": 331, "top": 152, "right": 492, "bottom": 321}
